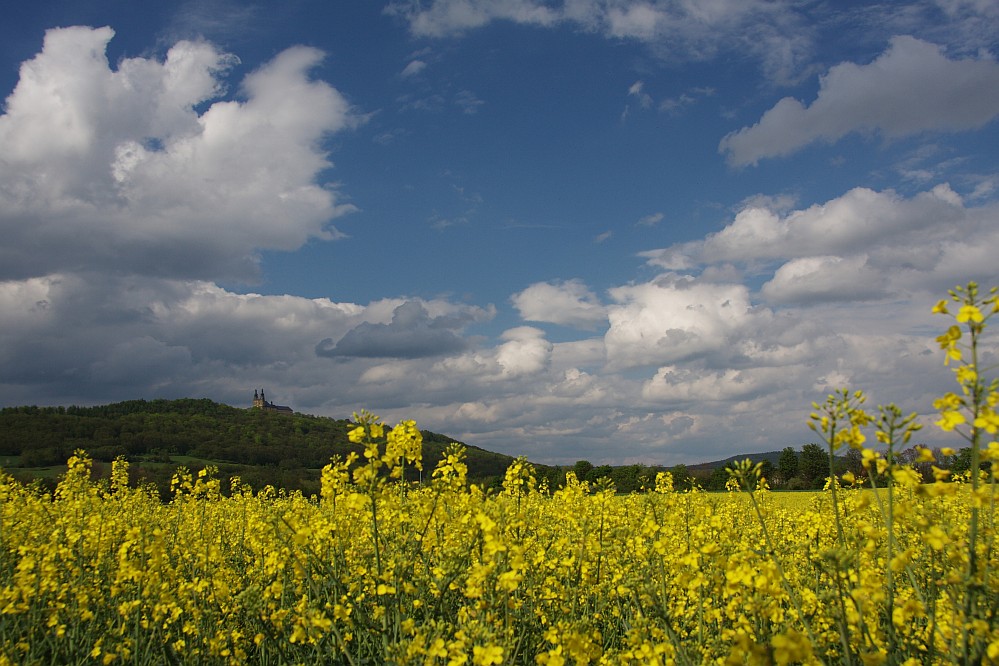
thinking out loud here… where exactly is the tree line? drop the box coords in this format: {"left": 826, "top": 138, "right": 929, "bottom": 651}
{"left": 2, "top": 400, "right": 983, "bottom": 498}
{"left": 562, "top": 441, "right": 986, "bottom": 493}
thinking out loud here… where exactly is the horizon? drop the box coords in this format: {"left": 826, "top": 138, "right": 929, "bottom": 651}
{"left": 1, "top": 1, "right": 997, "bottom": 466}
{"left": 0, "top": 394, "right": 929, "bottom": 472}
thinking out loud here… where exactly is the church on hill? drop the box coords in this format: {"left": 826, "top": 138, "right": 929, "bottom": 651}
{"left": 252, "top": 389, "right": 293, "bottom": 414}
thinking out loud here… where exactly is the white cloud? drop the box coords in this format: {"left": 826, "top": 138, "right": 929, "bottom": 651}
{"left": 760, "top": 255, "right": 887, "bottom": 304}
{"left": 639, "top": 183, "right": 999, "bottom": 314}
{"left": 496, "top": 326, "right": 553, "bottom": 377}
{"left": 637, "top": 212, "right": 664, "bottom": 226}
{"left": 452, "top": 401, "right": 503, "bottom": 424}
{"left": 627, "top": 80, "right": 653, "bottom": 108}
{"left": 0, "top": 26, "right": 358, "bottom": 282}
{"left": 385, "top": 0, "right": 559, "bottom": 37}
{"left": 604, "top": 275, "right": 764, "bottom": 369}
{"left": 642, "top": 365, "right": 785, "bottom": 403}
{"left": 720, "top": 36, "right": 999, "bottom": 166}
{"left": 512, "top": 279, "right": 607, "bottom": 329}
{"left": 401, "top": 59, "right": 427, "bottom": 77}
{"left": 607, "top": 4, "right": 662, "bottom": 41}
{"left": 388, "top": 0, "right": 815, "bottom": 83}
{"left": 642, "top": 184, "right": 968, "bottom": 275}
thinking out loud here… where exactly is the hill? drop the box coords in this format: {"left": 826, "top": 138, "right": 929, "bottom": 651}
{"left": 686, "top": 450, "right": 786, "bottom": 473}
{"left": 0, "top": 399, "right": 520, "bottom": 497}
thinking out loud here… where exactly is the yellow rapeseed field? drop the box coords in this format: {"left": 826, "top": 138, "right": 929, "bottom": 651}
{"left": 0, "top": 283, "right": 996, "bottom": 665}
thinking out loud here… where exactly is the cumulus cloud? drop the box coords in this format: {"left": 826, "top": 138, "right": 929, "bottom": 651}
{"left": 712, "top": 185, "right": 963, "bottom": 261}
{"left": 760, "top": 255, "right": 888, "bottom": 304}
{"left": 640, "top": 183, "right": 999, "bottom": 309}
{"left": 604, "top": 275, "right": 764, "bottom": 369}
{"left": 642, "top": 365, "right": 784, "bottom": 403}
{"left": 316, "top": 300, "right": 486, "bottom": 359}
{"left": 495, "top": 326, "right": 553, "bottom": 377}
{"left": 512, "top": 279, "right": 608, "bottom": 329}
{"left": 0, "top": 26, "right": 358, "bottom": 282}
{"left": 720, "top": 36, "right": 999, "bottom": 166}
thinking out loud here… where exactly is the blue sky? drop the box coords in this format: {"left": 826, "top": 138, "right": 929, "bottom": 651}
{"left": 2, "top": 0, "right": 998, "bottom": 465}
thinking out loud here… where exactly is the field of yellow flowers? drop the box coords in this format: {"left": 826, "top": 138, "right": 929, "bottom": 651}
{"left": 1, "top": 282, "right": 997, "bottom": 666}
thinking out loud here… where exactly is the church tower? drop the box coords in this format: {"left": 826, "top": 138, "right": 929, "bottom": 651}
{"left": 252, "top": 389, "right": 293, "bottom": 414}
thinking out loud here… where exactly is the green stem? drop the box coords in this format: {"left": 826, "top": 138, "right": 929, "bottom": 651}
{"left": 824, "top": 412, "right": 854, "bottom": 666}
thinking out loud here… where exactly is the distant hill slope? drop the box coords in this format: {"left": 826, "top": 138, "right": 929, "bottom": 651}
{"left": 0, "top": 398, "right": 518, "bottom": 496}
{"left": 686, "top": 450, "right": 786, "bottom": 472}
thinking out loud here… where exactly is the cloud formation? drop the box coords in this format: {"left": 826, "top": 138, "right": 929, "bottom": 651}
{"left": 316, "top": 300, "right": 486, "bottom": 359}
{"left": 604, "top": 276, "right": 762, "bottom": 369}
{"left": 512, "top": 279, "right": 607, "bottom": 329}
{"left": 1, "top": 16, "right": 997, "bottom": 469}
{"left": 639, "top": 183, "right": 997, "bottom": 305}
{"left": 721, "top": 36, "right": 999, "bottom": 165}
{"left": 0, "top": 26, "right": 357, "bottom": 282}
{"left": 3, "top": 179, "right": 990, "bottom": 466}
{"left": 386, "top": 0, "right": 813, "bottom": 83}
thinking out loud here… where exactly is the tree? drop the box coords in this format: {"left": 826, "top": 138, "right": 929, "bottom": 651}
{"left": 610, "top": 464, "right": 645, "bottom": 493}
{"left": 587, "top": 464, "right": 613, "bottom": 483}
{"left": 759, "top": 460, "right": 775, "bottom": 485}
{"left": 844, "top": 447, "right": 866, "bottom": 481}
{"left": 777, "top": 447, "right": 798, "bottom": 487}
{"left": 898, "top": 446, "right": 934, "bottom": 483}
{"left": 705, "top": 466, "right": 729, "bottom": 491}
{"left": 535, "top": 465, "right": 566, "bottom": 491}
{"left": 670, "top": 464, "right": 693, "bottom": 491}
{"left": 572, "top": 460, "right": 593, "bottom": 481}
{"left": 952, "top": 447, "right": 973, "bottom": 474}
{"left": 799, "top": 443, "right": 828, "bottom": 488}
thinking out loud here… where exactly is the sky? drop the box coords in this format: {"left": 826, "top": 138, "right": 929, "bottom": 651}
{"left": 1, "top": 0, "right": 998, "bottom": 466}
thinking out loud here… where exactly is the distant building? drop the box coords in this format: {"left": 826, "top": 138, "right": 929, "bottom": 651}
{"left": 252, "top": 389, "right": 293, "bottom": 414}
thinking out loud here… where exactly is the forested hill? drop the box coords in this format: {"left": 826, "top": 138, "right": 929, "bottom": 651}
{"left": 686, "top": 450, "right": 785, "bottom": 472}
{"left": 0, "top": 399, "right": 518, "bottom": 496}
